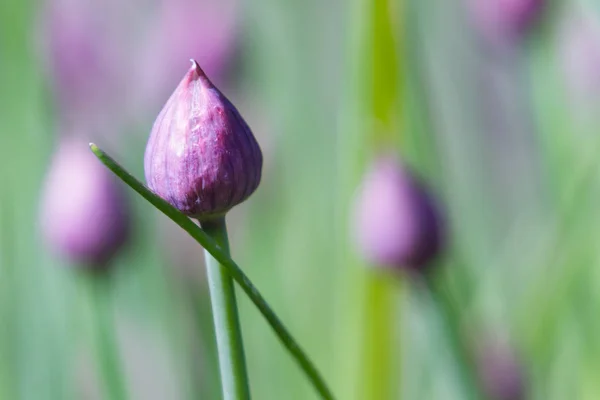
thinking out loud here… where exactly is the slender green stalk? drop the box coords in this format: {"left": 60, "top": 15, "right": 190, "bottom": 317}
{"left": 87, "top": 275, "right": 128, "bottom": 400}
{"left": 422, "top": 273, "right": 482, "bottom": 400}
{"left": 0, "top": 193, "right": 16, "bottom": 400}
{"left": 361, "top": 275, "right": 396, "bottom": 400}
{"left": 362, "top": 0, "right": 403, "bottom": 394}
{"left": 335, "top": 0, "right": 403, "bottom": 394}
{"left": 201, "top": 218, "right": 250, "bottom": 400}
{"left": 89, "top": 144, "right": 335, "bottom": 400}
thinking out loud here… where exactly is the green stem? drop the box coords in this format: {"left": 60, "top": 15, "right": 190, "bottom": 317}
{"left": 361, "top": 275, "right": 396, "bottom": 400}
{"left": 87, "top": 275, "right": 128, "bottom": 400}
{"left": 89, "top": 144, "right": 334, "bottom": 399}
{"left": 201, "top": 218, "right": 250, "bottom": 400}
{"left": 0, "top": 193, "right": 16, "bottom": 400}
{"left": 422, "top": 273, "right": 482, "bottom": 400}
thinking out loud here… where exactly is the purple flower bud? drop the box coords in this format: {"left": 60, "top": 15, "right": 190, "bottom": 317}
{"left": 351, "top": 155, "right": 445, "bottom": 271}
{"left": 39, "top": 0, "right": 240, "bottom": 139}
{"left": 40, "top": 137, "right": 130, "bottom": 267}
{"left": 144, "top": 60, "right": 263, "bottom": 220}
{"left": 476, "top": 336, "right": 525, "bottom": 400}
{"left": 39, "top": 0, "right": 117, "bottom": 115}
{"left": 469, "top": 0, "right": 544, "bottom": 45}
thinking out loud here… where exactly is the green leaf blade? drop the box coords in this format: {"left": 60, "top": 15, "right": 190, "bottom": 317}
{"left": 88, "top": 143, "right": 335, "bottom": 400}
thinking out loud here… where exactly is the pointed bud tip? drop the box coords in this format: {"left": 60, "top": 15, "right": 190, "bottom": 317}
{"left": 188, "top": 59, "right": 208, "bottom": 81}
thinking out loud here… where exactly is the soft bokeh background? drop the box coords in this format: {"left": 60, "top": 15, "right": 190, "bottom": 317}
{"left": 2, "top": 0, "right": 600, "bottom": 398}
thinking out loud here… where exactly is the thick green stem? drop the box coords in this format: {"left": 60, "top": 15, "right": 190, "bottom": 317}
{"left": 88, "top": 276, "right": 128, "bottom": 400}
{"left": 201, "top": 217, "right": 250, "bottom": 400}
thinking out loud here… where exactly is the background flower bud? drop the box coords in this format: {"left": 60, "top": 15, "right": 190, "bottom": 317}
{"left": 39, "top": 0, "right": 239, "bottom": 136}
{"left": 137, "top": 0, "right": 238, "bottom": 111}
{"left": 39, "top": 0, "right": 119, "bottom": 118}
{"left": 468, "top": 0, "right": 545, "bottom": 45}
{"left": 144, "top": 60, "right": 263, "bottom": 220}
{"left": 475, "top": 336, "right": 526, "bottom": 400}
{"left": 351, "top": 155, "right": 445, "bottom": 271}
{"left": 40, "top": 137, "right": 130, "bottom": 267}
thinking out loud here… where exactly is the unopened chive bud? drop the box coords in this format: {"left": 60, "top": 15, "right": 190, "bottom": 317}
{"left": 351, "top": 155, "right": 445, "bottom": 272}
{"left": 40, "top": 137, "right": 130, "bottom": 268}
{"left": 144, "top": 60, "right": 262, "bottom": 221}
{"left": 475, "top": 336, "right": 525, "bottom": 400}
{"left": 469, "top": 0, "right": 545, "bottom": 45}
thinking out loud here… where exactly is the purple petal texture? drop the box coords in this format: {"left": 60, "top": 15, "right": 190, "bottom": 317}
{"left": 352, "top": 155, "right": 445, "bottom": 271}
{"left": 144, "top": 60, "right": 263, "bottom": 220}
{"left": 559, "top": 6, "right": 600, "bottom": 103}
{"left": 469, "top": 0, "right": 544, "bottom": 45}
{"left": 40, "top": 137, "right": 130, "bottom": 267}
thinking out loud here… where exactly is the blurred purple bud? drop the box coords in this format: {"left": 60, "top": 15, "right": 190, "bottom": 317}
{"left": 559, "top": 6, "right": 600, "bottom": 103}
{"left": 137, "top": 0, "right": 238, "bottom": 111}
{"left": 39, "top": 0, "right": 239, "bottom": 137}
{"left": 476, "top": 336, "right": 526, "bottom": 400}
{"left": 40, "top": 0, "right": 115, "bottom": 113}
{"left": 469, "top": 0, "right": 544, "bottom": 45}
{"left": 351, "top": 155, "right": 445, "bottom": 271}
{"left": 144, "top": 60, "right": 263, "bottom": 220}
{"left": 40, "top": 137, "right": 130, "bottom": 268}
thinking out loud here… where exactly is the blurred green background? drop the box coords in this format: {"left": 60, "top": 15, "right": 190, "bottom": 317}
{"left": 2, "top": 0, "right": 600, "bottom": 398}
